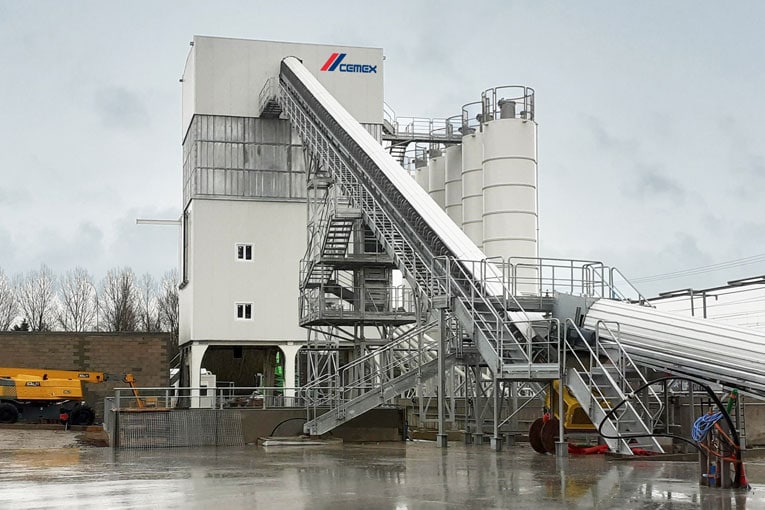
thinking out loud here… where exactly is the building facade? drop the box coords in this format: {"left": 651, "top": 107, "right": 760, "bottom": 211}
{"left": 179, "top": 36, "right": 384, "bottom": 393}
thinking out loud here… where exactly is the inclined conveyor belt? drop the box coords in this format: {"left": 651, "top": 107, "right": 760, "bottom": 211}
{"left": 280, "top": 57, "right": 504, "bottom": 295}
{"left": 584, "top": 299, "right": 765, "bottom": 398}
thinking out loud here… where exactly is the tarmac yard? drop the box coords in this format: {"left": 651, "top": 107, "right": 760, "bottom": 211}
{"left": 1, "top": 429, "right": 764, "bottom": 509}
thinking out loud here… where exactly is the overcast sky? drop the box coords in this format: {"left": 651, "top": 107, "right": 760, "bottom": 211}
{"left": 1, "top": 1, "right": 764, "bottom": 298}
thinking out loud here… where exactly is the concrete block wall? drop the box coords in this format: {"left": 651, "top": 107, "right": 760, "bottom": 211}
{"left": 0, "top": 332, "right": 173, "bottom": 421}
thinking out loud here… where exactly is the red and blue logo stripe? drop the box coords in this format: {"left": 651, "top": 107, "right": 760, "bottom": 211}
{"left": 320, "top": 52, "right": 347, "bottom": 72}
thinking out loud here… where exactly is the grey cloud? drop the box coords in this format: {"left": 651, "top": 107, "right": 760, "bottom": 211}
{"left": 584, "top": 115, "right": 639, "bottom": 153}
{"left": 0, "top": 187, "right": 29, "bottom": 206}
{"left": 33, "top": 222, "right": 105, "bottom": 276}
{"left": 107, "top": 207, "right": 179, "bottom": 278}
{"left": 0, "top": 227, "right": 16, "bottom": 272}
{"left": 94, "top": 87, "right": 150, "bottom": 130}
{"left": 633, "top": 169, "right": 685, "bottom": 199}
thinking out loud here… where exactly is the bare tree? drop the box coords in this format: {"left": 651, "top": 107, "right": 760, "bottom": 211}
{"left": 0, "top": 269, "right": 18, "bottom": 330}
{"left": 136, "top": 273, "right": 161, "bottom": 332}
{"left": 58, "top": 267, "right": 97, "bottom": 331}
{"left": 157, "top": 269, "right": 179, "bottom": 339}
{"left": 100, "top": 267, "right": 138, "bottom": 332}
{"left": 14, "top": 264, "right": 57, "bottom": 331}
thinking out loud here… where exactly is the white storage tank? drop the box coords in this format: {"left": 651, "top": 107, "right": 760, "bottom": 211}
{"left": 461, "top": 130, "right": 484, "bottom": 249}
{"left": 427, "top": 148, "right": 446, "bottom": 209}
{"left": 444, "top": 144, "right": 463, "bottom": 226}
{"left": 480, "top": 88, "right": 538, "bottom": 293}
{"left": 414, "top": 155, "right": 430, "bottom": 192}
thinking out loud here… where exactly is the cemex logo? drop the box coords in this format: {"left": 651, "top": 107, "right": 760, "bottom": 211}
{"left": 320, "top": 53, "right": 377, "bottom": 74}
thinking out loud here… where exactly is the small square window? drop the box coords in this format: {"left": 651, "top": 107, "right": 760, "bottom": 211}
{"left": 236, "top": 303, "right": 253, "bottom": 320}
{"left": 236, "top": 243, "right": 253, "bottom": 261}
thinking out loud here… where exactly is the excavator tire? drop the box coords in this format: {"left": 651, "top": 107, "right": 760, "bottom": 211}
{"left": 69, "top": 405, "right": 95, "bottom": 426}
{"left": 0, "top": 402, "right": 19, "bottom": 424}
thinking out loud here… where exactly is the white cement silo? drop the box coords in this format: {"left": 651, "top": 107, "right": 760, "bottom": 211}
{"left": 461, "top": 131, "right": 484, "bottom": 249}
{"left": 427, "top": 149, "right": 446, "bottom": 209}
{"left": 444, "top": 144, "right": 463, "bottom": 226}
{"left": 414, "top": 155, "right": 430, "bottom": 192}
{"left": 480, "top": 89, "right": 538, "bottom": 293}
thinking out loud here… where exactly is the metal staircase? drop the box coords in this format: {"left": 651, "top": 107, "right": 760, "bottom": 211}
{"left": 388, "top": 142, "right": 408, "bottom": 165}
{"left": 302, "top": 319, "right": 446, "bottom": 435}
{"left": 301, "top": 188, "right": 361, "bottom": 288}
{"left": 563, "top": 319, "right": 664, "bottom": 455}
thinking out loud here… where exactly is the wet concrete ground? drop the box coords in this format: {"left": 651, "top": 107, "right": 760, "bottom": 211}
{"left": 0, "top": 430, "right": 764, "bottom": 509}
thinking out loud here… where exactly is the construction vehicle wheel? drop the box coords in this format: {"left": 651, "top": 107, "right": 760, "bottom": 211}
{"left": 70, "top": 405, "right": 95, "bottom": 426}
{"left": 540, "top": 417, "right": 561, "bottom": 454}
{"left": 0, "top": 403, "right": 19, "bottom": 424}
{"left": 529, "top": 417, "right": 547, "bottom": 454}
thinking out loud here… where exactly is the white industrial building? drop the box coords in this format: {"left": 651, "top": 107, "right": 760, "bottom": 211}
{"left": 178, "top": 37, "right": 385, "bottom": 393}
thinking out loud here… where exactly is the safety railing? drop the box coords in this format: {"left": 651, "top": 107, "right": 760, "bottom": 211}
{"left": 594, "top": 320, "right": 664, "bottom": 427}
{"left": 107, "top": 386, "right": 306, "bottom": 411}
{"left": 300, "top": 323, "right": 434, "bottom": 406}
{"left": 299, "top": 284, "right": 417, "bottom": 324}
{"left": 382, "top": 116, "right": 463, "bottom": 143}
{"left": 481, "top": 85, "right": 535, "bottom": 122}
{"left": 301, "top": 319, "right": 438, "bottom": 423}
{"left": 258, "top": 76, "right": 281, "bottom": 117}
{"left": 399, "top": 142, "right": 429, "bottom": 173}
{"left": 461, "top": 101, "right": 482, "bottom": 134}
{"left": 432, "top": 256, "right": 542, "bottom": 370}
{"left": 505, "top": 257, "right": 649, "bottom": 304}
{"left": 300, "top": 185, "right": 358, "bottom": 285}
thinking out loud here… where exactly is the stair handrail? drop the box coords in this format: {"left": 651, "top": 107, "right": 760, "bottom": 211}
{"left": 299, "top": 319, "right": 438, "bottom": 404}
{"left": 564, "top": 318, "right": 662, "bottom": 453}
{"left": 608, "top": 267, "right": 651, "bottom": 305}
{"left": 563, "top": 319, "right": 631, "bottom": 433}
{"left": 258, "top": 76, "right": 279, "bottom": 116}
{"left": 300, "top": 186, "right": 342, "bottom": 286}
{"left": 302, "top": 320, "right": 441, "bottom": 430}
{"left": 434, "top": 256, "right": 535, "bottom": 368}
{"left": 594, "top": 320, "right": 664, "bottom": 428}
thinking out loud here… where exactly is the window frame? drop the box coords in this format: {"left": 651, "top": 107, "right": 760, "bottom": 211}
{"left": 236, "top": 302, "right": 253, "bottom": 320}
{"left": 235, "top": 242, "right": 254, "bottom": 262}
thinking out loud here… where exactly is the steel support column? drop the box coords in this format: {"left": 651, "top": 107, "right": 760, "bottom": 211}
{"left": 436, "top": 308, "right": 448, "bottom": 448}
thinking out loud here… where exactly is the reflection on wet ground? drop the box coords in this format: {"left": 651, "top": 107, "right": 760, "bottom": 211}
{"left": 0, "top": 440, "right": 763, "bottom": 509}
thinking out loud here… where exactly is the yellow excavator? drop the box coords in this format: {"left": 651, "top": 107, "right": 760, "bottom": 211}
{"left": 0, "top": 367, "right": 143, "bottom": 426}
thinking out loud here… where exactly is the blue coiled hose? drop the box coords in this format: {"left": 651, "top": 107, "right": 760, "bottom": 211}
{"left": 693, "top": 412, "right": 723, "bottom": 442}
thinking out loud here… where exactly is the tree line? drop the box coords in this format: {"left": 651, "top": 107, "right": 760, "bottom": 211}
{"left": 0, "top": 265, "right": 178, "bottom": 337}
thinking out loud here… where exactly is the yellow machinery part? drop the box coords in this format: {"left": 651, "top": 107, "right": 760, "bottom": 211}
{"left": 8, "top": 375, "right": 85, "bottom": 401}
{"left": 546, "top": 380, "right": 596, "bottom": 431}
{"left": 0, "top": 368, "right": 106, "bottom": 383}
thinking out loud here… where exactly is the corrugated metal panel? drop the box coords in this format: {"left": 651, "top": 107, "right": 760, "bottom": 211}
{"left": 182, "top": 114, "right": 307, "bottom": 201}
{"left": 291, "top": 146, "right": 305, "bottom": 173}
